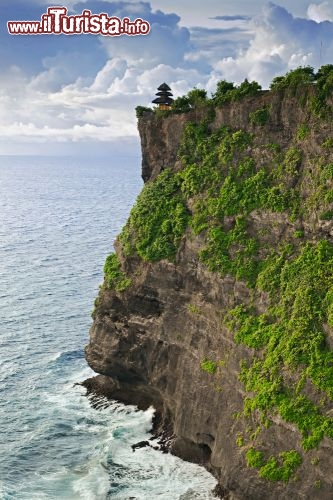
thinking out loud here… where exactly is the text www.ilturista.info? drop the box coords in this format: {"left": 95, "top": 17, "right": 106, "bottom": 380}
{"left": 7, "top": 7, "right": 151, "bottom": 36}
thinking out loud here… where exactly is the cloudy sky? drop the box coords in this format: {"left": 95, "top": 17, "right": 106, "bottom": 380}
{"left": 1, "top": 0, "right": 333, "bottom": 155}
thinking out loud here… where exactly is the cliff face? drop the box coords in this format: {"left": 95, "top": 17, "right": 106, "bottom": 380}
{"left": 85, "top": 87, "right": 333, "bottom": 499}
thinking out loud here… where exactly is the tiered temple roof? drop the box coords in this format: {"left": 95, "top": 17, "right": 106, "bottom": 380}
{"left": 152, "top": 83, "right": 174, "bottom": 108}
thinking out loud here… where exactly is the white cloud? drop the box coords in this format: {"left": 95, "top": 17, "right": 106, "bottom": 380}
{"left": 208, "top": 2, "right": 333, "bottom": 89}
{"left": 307, "top": 2, "right": 333, "bottom": 22}
{"left": 90, "top": 58, "right": 128, "bottom": 92}
{"left": 2, "top": 1, "right": 333, "bottom": 154}
{"left": 101, "top": 22, "right": 190, "bottom": 69}
{"left": 0, "top": 1, "right": 198, "bottom": 151}
{"left": 137, "top": 64, "right": 208, "bottom": 98}
{"left": 0, "top": 121, "right": 135, "bottom": 142}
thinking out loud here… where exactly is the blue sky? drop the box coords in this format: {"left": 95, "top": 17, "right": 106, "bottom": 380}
{"left": 1, "top": 1, "right": 333, "bottom": 155}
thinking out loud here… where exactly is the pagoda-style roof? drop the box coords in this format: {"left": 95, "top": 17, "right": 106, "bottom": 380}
{"left": 155, "top": 90, "right": 173, "bottom": 97}
{"left": 158, "top": 83, "right": 171, "bottom": 91}
{"left": 152, "top": 83, "right": 174, "bottom": 107}
{"left": 152, "top": 96, "right": 174, "bottom": 105}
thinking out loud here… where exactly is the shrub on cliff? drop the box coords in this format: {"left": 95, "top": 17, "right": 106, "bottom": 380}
{"left": 120, "top": 169, "right": 189, "bottom": 261}
{"left": 103, "top": 253, "right": 131, "bottom": 291}
{"left": 249, "top": 106, "right": 270, "bottom": 126}
{"left": 212, "top": 78, "right": 262, "bottom": 105}
{"left": 311, "top": 64, "right": 333, "bottom": 116}
{"left": 172, "top": 88, "right": 208, "bottom": 113}
{"left": 135, "top": 106, "right": 153, "bottom": 118}
{"left": 270, "top": 66, "right": 316, "bottom": 90}
{"left": 212, "top": 79, "right": 235, "bottom": 104}
{"left": 268, "top": 65, "right": 333, "bottom": 115}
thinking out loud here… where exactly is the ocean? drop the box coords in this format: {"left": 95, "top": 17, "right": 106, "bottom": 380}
{"left": 0, "top": 156, "right": 216, "bottom": 499}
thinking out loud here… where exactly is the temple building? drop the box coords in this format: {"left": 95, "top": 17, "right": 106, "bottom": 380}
{"left": 152, "top": 83, "right": 174, "bottom": 110}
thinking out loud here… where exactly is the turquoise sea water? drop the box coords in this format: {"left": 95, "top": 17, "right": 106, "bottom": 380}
{"left": 0, "top": 156, "right": 216, "bottom": 499}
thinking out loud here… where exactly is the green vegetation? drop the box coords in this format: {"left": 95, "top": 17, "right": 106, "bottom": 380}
{"left": 296, "top": 124, "right": 310, "bottom": 140}
{"left": 200, "top": 218, "right": 260, "bottom": 288}
{"left": 135, "top": 105, "right": 153, "bottom": 118}
{"left": 319, "top": 209, "right": 333, "bottom": 220}
{"left": 188, "top": 303, "right": 201, "bottom": 314}
{"left": 120, "top": 169, "right": 189, "bottom": 261}
{"left": 212, "top": 78, "right": 262, "bottom": 105}
{"left": 167, "top": 78, "right": 262, "bottom": 115}
{"left": 281, "top": 146, "right": 302, "bottom": 175}
{"left": 236, "top": 434, "right": 245, "bottom": 447}
{"left": 268, "top": 65, "right": 333, "bottom": 116}
{"left": 228, "top": 241, "right": 333, "bottom": 451}
{"left": 141, "top": 65, "right": 333, "bottom": 120}
{"left": 104, "top": 253, "right": 131, "bottom": 291}
{"left": 178, "top": 123, "right": 303, "bottom": 286}
{"left": 249, "top": 106, "right": 270, "bottom": 126}
{"left": 246, "top": 447, "right": 265, "bottom": 468}
{"left": 270, "top": 66, "right": 316, "bottom": 90}
{"left": 323, "top": 138, "right": 333, "bottom": 149}
{"left": 91, "top": 296, "right": 100, "bottom": 319}
{"left": 301, "top": 159, "right": 333, "bottom": 218}
{"left": 172, "top": 88, "right": 208, "bottom": 113}
{"left": 211, "top": 80, "right": 235, "bottom": 102}
{"left": 120, "top": 119, "right": 303, "bottom": 286}
{"left": 109, "top": 64, "right": 333, "bottom": 483}
{"left": 310, "top": 64, "right": 333, "bottom": 116}
{"left": 246, "top": 448, "right": 302, "bottom": 482}
{"left": 260, "top": 451, "right": 302, "bottom": 482}
{"left": 200, "top": 359, "right": 218, "bottom": 374}
{"left": 120, "top": 104, "right": 333, "bottom": 480}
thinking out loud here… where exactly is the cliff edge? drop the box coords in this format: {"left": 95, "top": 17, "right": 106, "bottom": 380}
{"left": 85, "top": 85, "right": 333, "bottom": 499}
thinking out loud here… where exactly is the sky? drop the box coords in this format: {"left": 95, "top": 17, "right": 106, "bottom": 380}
{"left": 1, "top": 0, "right": 333, "bottom": 155}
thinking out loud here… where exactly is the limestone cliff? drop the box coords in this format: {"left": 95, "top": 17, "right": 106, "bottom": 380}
{"left": 85, "top": 85, "right": 333, "bottom": 499}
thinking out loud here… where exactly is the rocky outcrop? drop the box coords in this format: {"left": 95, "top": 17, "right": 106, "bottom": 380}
{"left": 85, "top": 88, "right": 333, "bottom": 499}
